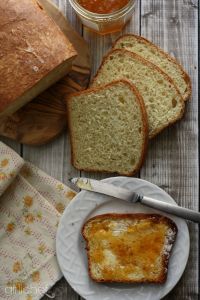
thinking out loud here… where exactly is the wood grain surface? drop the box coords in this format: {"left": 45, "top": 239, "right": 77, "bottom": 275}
{"left": 0, "top": 0, "right": 198, "bottom": 299}
{"left": 0, "top": 0, "right": 91, "bottom": 146}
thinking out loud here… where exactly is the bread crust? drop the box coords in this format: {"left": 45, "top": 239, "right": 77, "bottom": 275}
{"left": 66, "top": 79, "right": 148, "bottom": 176}
{"left": 82, "top": 213, "right": 178, "bottom": 284}
{"left": 0, "top": 0, "right": 77, "bottom": 115}
{"left": 113, "top": 34, "right": 192, "bottom": 101}
{"left": 91, "top": 49, "right": 185, "bottom": 139}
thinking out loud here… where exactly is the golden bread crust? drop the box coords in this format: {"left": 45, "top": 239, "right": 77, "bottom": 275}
{"left": 0, "top": 0, "right": 77, "bottom": 115}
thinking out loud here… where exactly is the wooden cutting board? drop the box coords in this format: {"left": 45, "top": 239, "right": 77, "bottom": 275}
{"left": 0, "top": 0, "right": 91, "bottom": 145}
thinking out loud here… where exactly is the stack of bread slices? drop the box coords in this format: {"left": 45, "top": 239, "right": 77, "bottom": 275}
{"left": 66, "top": 34, "right": 191, "bottom": 176}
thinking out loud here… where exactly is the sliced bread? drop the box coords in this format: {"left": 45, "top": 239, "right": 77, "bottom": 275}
{"left": 91, "top": 49, "right": 185, "bottom": 138}
{"left": 113, "top": 34, "right": 192, "bottom": 100}
{"left": 113, "top": 34, "right": 191, "bottom": 101}
{"left": 66, "top": 80, "right": 148, "bottom": 176}
{"left": 82, "top": 213, "right": 178, "bottom": 283}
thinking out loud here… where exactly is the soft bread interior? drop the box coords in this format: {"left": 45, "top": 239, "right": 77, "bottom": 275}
{"left": 67, "top": 81, "right": 147, "bottom": 176}
{"left": 92, "top": 50, "right": 185, "bottom": 138}
{"left": 114, "top": 35, "right": 190, "bottom": 100}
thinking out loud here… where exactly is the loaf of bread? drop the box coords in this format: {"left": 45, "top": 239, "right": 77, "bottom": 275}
{"left": 82, "top": 213, "right": 178, "bottom": 283}
{"left": 113, "top": 34, "right": 191, "bottom": 101}
{"left": 0, "top": 0, "right": 77, "bottom": 117}
{"left": 91, "top": 49, "right": 185, "bottom": 138}
{"left": 66, "top": 80, "right": 148, "bottom": 176}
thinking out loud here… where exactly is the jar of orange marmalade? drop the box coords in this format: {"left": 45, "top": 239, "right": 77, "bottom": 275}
{"left": 68, "top": 0, "right": 135, "bottom": 34}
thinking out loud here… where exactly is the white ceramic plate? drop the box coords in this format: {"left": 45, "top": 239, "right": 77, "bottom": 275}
{"left": 56, "top": 177, "right": 190, "bottom": 300}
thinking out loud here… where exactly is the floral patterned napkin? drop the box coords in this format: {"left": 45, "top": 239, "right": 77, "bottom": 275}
{"left": 0, "top": 142, "right": 76, "bottom": 300}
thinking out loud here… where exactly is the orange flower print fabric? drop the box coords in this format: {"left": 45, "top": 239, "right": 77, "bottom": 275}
{"left": 13, "top": 261, "right": 23, "bottom": 273}
{"left": 6, "top": 222, "right": 15, "bottom": 233}
{"left": 23, "top": 196, "right": 33, "bottom": 208}
{"left": 0, "top": 142, "right": 77, "bottom": 300}
{"left": 0, "top": 147, "right": 24, "bottom": 196}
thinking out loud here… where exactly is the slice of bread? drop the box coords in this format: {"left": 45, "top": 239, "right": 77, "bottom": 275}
{"left": 66, "top": 80, "right": 148, "bottom": 176}
{"left": 82, "top": 213, "right": 178, "bottom": 283}
{"left": 113, "top": 34, "right": 191, "bottom": 101}
{"left": 91, "top": 49, "right": 185, "bottom": 138}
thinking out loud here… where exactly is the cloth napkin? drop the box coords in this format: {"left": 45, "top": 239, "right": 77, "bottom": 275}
{"left": 0, "top": 142, "right": 76, "bottom": 300}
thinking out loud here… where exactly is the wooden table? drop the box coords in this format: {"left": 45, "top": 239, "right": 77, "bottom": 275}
{"left": 1, "top": 0, "right": 198, "bottom": 299}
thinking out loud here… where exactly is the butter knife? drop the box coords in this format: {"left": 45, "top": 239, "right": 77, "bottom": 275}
{"left": 70, "top": 177, "right": 200, "bottom": 223}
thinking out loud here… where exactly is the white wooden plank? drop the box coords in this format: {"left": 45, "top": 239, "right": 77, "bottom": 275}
{"left": 140, "top": 0, "right": 198, "bottom": 299}
{"left": 54, "top": 0, "right": 82, "bottom": 34}
{"left": 122, "top": 0, "right": 141, "bottom": 35}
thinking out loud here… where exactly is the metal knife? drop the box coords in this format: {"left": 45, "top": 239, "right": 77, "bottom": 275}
{"left": 70, "top": 177, "right": 200, "bottom": 223}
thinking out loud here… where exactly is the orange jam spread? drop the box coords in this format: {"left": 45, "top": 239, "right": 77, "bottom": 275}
{"left": 77, "top": 0, "right": 129, "bottom": 14}
{"left": 89, "top": 219, "right": 167, "bottom": 280}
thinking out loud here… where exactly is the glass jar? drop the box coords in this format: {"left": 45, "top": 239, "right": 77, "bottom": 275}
{"left": 68, "top": 0, "right": 135, "bottom": 35}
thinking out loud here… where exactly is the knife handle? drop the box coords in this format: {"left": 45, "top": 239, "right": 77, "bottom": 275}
{"left": 141, "top": 196, "right": 200, "bottom": 223}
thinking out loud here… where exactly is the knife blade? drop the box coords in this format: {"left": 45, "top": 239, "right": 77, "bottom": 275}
{"left": 70, "top": 177, "right": 200, "bottom": 223}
